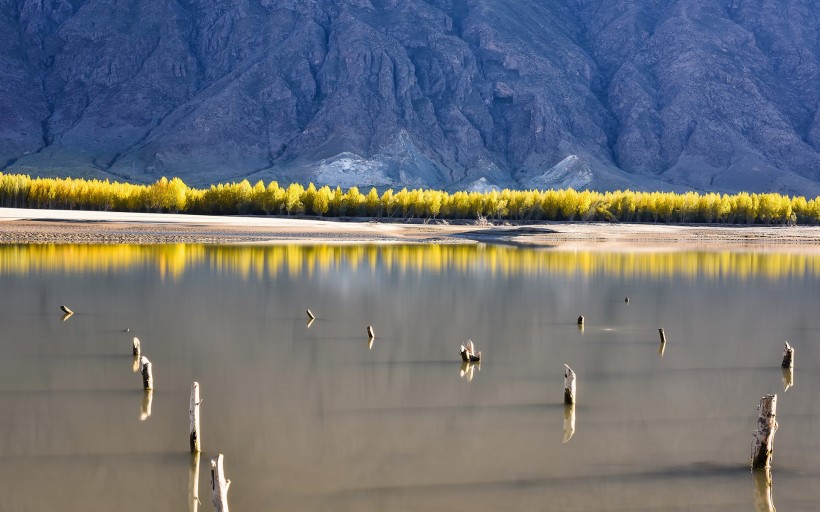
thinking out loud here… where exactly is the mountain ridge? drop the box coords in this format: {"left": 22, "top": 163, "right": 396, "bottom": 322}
{"left": 1, "top": 0, "right": 818, "bottom": 194}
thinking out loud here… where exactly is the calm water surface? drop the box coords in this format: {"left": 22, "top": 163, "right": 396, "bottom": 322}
{"left": 1, "top": 244, "right": 820, "bottom": 511}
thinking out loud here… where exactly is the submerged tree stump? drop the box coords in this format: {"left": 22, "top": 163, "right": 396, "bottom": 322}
{"left": 132, "top": 337, "right": 141, "bottom": 357}
{"left": 781, "top": 341, "right": 794, "bottom": 369}
{"left": 141, "top": 356, "right": 153, "bottom": 390}
{"left": 751, "top": 394, "right": 778, "bottom": 469}
{"left": 211, "top": 454, "right": 231, "bottom": 512}
{"left": 564, "top": 364, "right": 576, "bottom": 405}
{"left": 190, "top": 382, "right": 202, "bottom": 453}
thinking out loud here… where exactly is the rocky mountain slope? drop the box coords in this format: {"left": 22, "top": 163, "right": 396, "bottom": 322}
{"left": 1, "top": 0, "right": 819, "bottom": 194}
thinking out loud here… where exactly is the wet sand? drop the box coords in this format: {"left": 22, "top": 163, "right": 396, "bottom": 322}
{"left": 2, "top": 207, "right": 820, "bottom": 250}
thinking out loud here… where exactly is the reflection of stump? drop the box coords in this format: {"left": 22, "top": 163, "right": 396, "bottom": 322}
{"left": 141, "top": 357, "right": 153, "bottom": 390}
{"left": 140, "top": 389, "right": 153, "bottom": 421}
{"left": 781, "top": 367, "right": 793, "bottom": 392}
{"left": 61, "top": 312, "right": 73, "bottom": 322}
{"left": 753, "top": 468, "right": 776, "bottom": 512}
{"left": 564, "top": 364, "right": 576, "bottom": 405}
{"left": 563, "top": 403, "right": 576, "bottom": 443}
{"left": 460, "top": 361, "right": 480, "bottom": 381}
{"left": 781, "top": 342, "right": 794, "bottom": 369}
{"left": 211, "top": 454, "right": 231, "bottom": 512}
{"left": 751, "top": 394, "right": 778, "bottom": 469}
{"left": 189, "top": 452, "right": 201, "bottom": 512}
{"left": 190, "top": 382, "right": 202, "bottom": 453}
{"left": 306, "top": 318, "right": 315, "bottom": 329}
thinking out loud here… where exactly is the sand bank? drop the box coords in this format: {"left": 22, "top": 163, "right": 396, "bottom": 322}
{"left": 2, "top": 207, "right": 820, "bottom": 250}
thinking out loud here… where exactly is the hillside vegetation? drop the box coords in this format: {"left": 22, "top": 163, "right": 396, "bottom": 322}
{"left": 1, "top": 173, "right": 818, "bottom": 225}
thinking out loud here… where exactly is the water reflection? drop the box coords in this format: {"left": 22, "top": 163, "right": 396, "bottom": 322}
{"left": 782, "top": 367, "right": 794, "bottom": 392}
{"left": 753, "top": 469, "right": 776, "bottom": 512}
{"left": 459, "top": 361, "right": 480, "bottom": 381}
{"left": 3, "top": 243, "right": 820, "bottom": 281}
{"left": 189, "top": 452, "right": 201, "bottom": 512}
{"left": 140, "top": 389, "right": 153, "bottom": 421}
{"left": 563, "top": 404, "right": 576, "bottom": 443}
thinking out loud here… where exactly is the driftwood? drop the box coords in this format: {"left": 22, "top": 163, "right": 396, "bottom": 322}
{"left": 781, "top": 342, "right": 794, "bottom": 369}
{"left": 306, "top": 309, "right": 316, "bottom": 320}
{"left": 564, "top": 364, "right": 576, "bottom": 405}
{"left": 367, "top": 325, "right": 375, "bottom": 338}
{"left": 141, "top": 356, "right": 153, "bottom": 390}
{"left": 753, "top": 468, "right": 776, "bottom": 512}
{"left": 141, "top": 389, "right": 153, "bottom": 421}
{"left": 190, "top": 382, "right": 202, "bottom": 453}
{"left": 751, "top": 394, "right": 778, "bottom": 469}
{"left": 459, "top": 340, "right": 481, "bottom": 362}
{"left": 132, "top": 337, "right": 141, "bottom": 357}
{"left": 60, "top": 305, "right": 73, "bottom": 315}
{"left": 563, "top": 403, "right": 576, "bottom": 443}
{"left": 189, "top": 452, "right": 201, "bottom": 512}
{"left": 211, "top": 454, "right": 231, "bottom": 512}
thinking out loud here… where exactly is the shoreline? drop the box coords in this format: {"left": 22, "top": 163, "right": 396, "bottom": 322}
{"left": 3, "top": 207, "right": 820, "bottom": 251}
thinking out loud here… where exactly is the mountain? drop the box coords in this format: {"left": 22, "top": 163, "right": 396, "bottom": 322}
{"left": 1, "top": 0, "right": 819, "bottom": 194}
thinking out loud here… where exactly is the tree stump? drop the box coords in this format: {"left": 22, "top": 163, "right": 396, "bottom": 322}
{"left": 60, "top": 305, "right": 73, "bottom": 315}
{"left": 751, "top": 394, "right": 778, "bottom": 469}
{"left": 141, "top": 356, "right": 153, "bottom": 390}
{"left": 132, "top": 337, "right": 141, "bottom": 357}
{"left": 211, "top": 454, "right": 231, "bottom": 512}
{"left": 190, "top": 382, "right": 202, "bottom": 453}
{"left": 564, "top": 364, "right": 576, "bottom": 405}
{"left": 658, "top": 328, "right": 667, "bottom": 344}
{"left": 306, "top": 309, "right": 315, "bottom": 320}
{"left": 577, "top": 315, "right": 584, "bottom": 326}
{"left": 781, "top": 341, "right": 794, "bottom": 369}
{"left": 367, "top": 325, "right": 375, "bottom": 338}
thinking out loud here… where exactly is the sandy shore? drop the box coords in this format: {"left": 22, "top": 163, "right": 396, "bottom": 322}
{"left": 2, "top": 207, "right": 820, "bottom": 250}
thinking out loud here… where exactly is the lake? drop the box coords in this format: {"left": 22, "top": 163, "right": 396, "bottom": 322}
{"left": 1, "top": 244, "right": 819, "bottom": 511}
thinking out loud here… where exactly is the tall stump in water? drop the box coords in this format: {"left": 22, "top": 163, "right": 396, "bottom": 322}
{"left": 141, "top": 357, "right": 153, "bottom": 390}
{"left": 211, "top": 454, "right": 231, "bottom": 512}
{"left": 190, "top": 382, "right": 202, "bottom": 453}
{"left": 563, "top": 364, "right": 576, "bottom": 405}
{"left": 781, "top": 342, "right": 794, "bottom": 368}
{"left": 751, "top": 394, "right": 778, "bottom": 469}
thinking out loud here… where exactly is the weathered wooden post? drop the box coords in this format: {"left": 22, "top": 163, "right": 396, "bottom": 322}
{"left": 781, "top": 367, "right": 793, "bottom": 392}
{"left": 753, "top": 468, "right": 776, "bottom": 512}
{"left": 141, "top": 356, "right": 153, "bottom": 390}
{"left": 60, "top": 305, "right": 73, "bottom": 315}
{"left": 564, "top": 364, "right": 576, "bottom": 405}
{"left": 367, "top": 325, "right": 375, "bottom": 338}
{"left": 751, "top": 394, "right": 778, "bottom": 469}
{"left": 306, "top": 309, "right": 316, "bottom": 320}
{"left": 141, "top": 389, "right": 153, "bottom": 421}
{"left": 563, "top": 403, "right": 576, "bottom": 443}
{"left": 132, "top": 337, "right": 141, "bottom": 356}
{"left": 189, "top": 451, "right": 201, "bottom": 512}
{"left": 781, "top": 341, "right": 794, "bottom": 369}
{"left": 211, "top": 454, "right": 231, "bottom": 512}
{"left": 190, "top": 382, "right": 202, "bottom": 453}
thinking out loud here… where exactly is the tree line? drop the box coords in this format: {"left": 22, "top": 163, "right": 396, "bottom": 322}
{"left": 1, "top": 172, "right": 819, "bottom": 225}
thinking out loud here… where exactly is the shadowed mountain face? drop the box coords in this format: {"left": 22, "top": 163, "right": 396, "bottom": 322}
{"left": 1, "top": 0, "right": 819, "bottom": 194}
